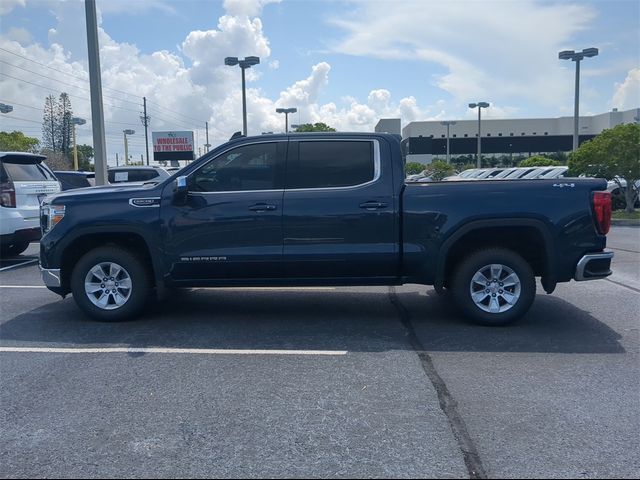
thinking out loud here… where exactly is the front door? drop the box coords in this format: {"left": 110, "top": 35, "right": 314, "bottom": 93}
{"left": 162, "top": 140, "right": 287, "bottom": 281}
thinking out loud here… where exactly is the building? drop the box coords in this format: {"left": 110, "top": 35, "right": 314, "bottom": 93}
{"left": 377, "top": 107, "right": 639, "bottom": 165}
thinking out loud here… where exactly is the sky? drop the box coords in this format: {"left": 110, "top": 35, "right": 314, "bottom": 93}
{"left": 0, "top": 0, "right": 638, "bottom": 163}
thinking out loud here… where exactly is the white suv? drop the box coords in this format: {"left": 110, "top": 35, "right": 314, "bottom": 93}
{"left": 1, "top": 152, "right": 60, "bottom": 256}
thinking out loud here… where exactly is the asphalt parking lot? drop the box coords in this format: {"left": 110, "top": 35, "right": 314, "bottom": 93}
{"left": 1, "top": 226, "right": 639, "bottom": 479}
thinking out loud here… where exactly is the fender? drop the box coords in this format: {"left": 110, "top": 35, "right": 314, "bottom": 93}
{"left": 434, "top": 218, "right": 557, "bottom": 294}
{"left": 51, "top": 224, "right": 164, "bottom": 288}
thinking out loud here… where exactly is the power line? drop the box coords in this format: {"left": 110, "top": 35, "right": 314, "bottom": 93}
{"left": 1, "top": 115, "right": 41, "bottom": 124}
{"left": 0, "top": 72, "right": 142, "bottom": 114}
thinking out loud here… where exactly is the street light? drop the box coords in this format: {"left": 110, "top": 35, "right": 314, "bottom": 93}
{"left": 225, "top": 55, "right": 260, "bottom": 136}
{"left": 469, "top": 102, "right": 490, "bottom": 168}
{"left": 440, "top": 121, "right": 457, "bottom": 164}
{"left": 71, "top": 117, "right": 86, "bottom": 170}
{"left": 559, "top": 47, "right": 599, "bottom": 151}
{"left": 0, "top": 103, "right": 13, "bottom": 114}
{"left": 276, "top": 107, "right": 297, "bottom": 133}
{"left": 123, "top": 129, "right": 135, "bottom": 166}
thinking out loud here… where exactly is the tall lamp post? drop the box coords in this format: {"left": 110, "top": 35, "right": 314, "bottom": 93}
{"left": 468, "top": 102, "right": 489, "bottom": 168}
{"left": 71, "top": 117, "right": 86, "bottom": 170}
{"left": 559, "top": 47, "right": 598, "bottom": 151}
{"left": 225, "top": 56, "right": 260, "bottom": 136}
{"left": 276, "top": 107, "right": 297, "bottom": 133}
{"left": 440, "top": 120, "right": 457, "bottom": 164}
{"left": 123, "top": 129, "right": 135, "bottom": 165}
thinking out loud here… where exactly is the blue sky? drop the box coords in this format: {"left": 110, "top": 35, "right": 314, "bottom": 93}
{"left": 0, "top": 0, "right": 638, "bottom": 160}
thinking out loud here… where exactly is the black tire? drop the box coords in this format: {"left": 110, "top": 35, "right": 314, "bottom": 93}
{"left": 451, "top": 248, "right": 536, "bottom": 326}
{"left": 70, "top": 246, "right": 151, "bottom": 321}
{"left": 1, "top": 240, "right": 30, "bottom": 257}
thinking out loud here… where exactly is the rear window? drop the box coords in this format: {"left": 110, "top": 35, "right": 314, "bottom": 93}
{"left": 287, "top": 141, "right": 375, "bottom": 189}
{"left": 1, "top": 160, "right": 57, "bottom": 182}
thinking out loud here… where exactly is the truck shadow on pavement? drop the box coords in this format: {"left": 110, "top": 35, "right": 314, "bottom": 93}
{"left": 1, "top": 288, "right": 625, "bottom": 354}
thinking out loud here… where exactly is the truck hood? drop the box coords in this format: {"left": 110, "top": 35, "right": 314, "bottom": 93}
{"left": 44, "top": 182, "right": 161, "bottom": 204}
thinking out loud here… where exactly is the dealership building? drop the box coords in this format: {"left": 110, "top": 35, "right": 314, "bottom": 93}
{"left": 375, "top": 107, "right": 639, "bottom": 164}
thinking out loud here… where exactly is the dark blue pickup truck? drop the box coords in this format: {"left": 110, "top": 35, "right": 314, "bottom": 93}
{"left": 39, "top": 133, "right": 613, "bottom": 325}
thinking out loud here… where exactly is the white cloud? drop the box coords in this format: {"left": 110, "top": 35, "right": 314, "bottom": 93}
{"left": 223, "top": 0, "right": 281, "bottom": 17}
{"left": 0, "top": 0, "right": 26, "bottom": 16}
{"left": 330, "top": 1, "right": 596, "bottom": 109}
{"left": 611, "top": 68, "right": 640, "bottom": 110}
{"left": 268, "top": 59, "right": 279, "bottom": 69}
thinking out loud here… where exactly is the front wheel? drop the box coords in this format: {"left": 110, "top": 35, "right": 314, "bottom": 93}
{"left": 71, "top": 246, "right": 151, "bottom": 321}
{"left": 451, "top": 248, "right": 536, "bottom": 326}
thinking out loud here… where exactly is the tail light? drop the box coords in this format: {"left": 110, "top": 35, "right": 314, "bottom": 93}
{"left": 0, "top": 181, "right": 16, "bottom": 208}
{"left": 592, "top": 191, "right": 612, "bottom": 235}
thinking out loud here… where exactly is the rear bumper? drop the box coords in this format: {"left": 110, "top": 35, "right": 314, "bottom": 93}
{"left": 574, "top": 251, "right": 614, "bottom": 281}
{"left": 0, "top": 227, "right": 41, "bottom": 246}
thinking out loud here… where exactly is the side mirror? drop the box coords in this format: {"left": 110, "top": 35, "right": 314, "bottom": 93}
{"left": 173, "top": 175, "right": 188, "bottom": 205}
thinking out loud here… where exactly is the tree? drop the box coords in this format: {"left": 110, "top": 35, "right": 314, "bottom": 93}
{"left": 294, "top": 122, "right": 337, "bottom": 132}
{"left": 519, "top": 156, "right": 561, "bottom": 167}
{"left": 423, "top": 159, "right": 455, "bottom": 181}
{"left": 569, "top": 123, "right": 640, "bottom": 213}
{"left": 0, "top": 131, "right": 40, "bottom": 152}
{"left": 41, "top": 93, "right": 73, "bottom": 159}
{"left": 405, "top": 161, "right": 425, "bottom": 175}
{"left": 42, "top": 95, "right": 57, "bottom": 152}
{"left": 76, "top": 144, "right": 95, "bottom": 171}
{"left": 41, "top": 148, "right": 72, "bottom": 171}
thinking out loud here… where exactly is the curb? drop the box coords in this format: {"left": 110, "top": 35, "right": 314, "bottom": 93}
{"left": 611, "top": 219, "right": 640, "bottom": 227}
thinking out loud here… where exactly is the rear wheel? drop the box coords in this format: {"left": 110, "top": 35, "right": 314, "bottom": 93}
{"left": 451, "top": 248, "right": 535, "bottom": 326}
{"left": 71, "top": 246, "right": 150, "bottom": 321}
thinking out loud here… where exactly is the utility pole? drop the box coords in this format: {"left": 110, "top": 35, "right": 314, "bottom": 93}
{"left": 85, "top": 0, "right": 108, "bottom": 185}
{"left": 204, "top": 121, "right": 211, "bottom": 152}
{"left": 141, "top": 96, "right": 150, "bottom": 165}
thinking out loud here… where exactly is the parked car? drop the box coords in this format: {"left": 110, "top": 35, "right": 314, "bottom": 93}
{"left": 54, "top": 171, "right": 95, "bottom": 191}
{"left": 108, "top": 166, "right": 172, "bottom": 184}
{"left": 1, "top": 152, "right": 60, "bottom": 256}
{"left": 40, "top": 133, "right": 613, "bottom": 326}
{"left": 607, "top": 177, "right": 640, "bottom": 209}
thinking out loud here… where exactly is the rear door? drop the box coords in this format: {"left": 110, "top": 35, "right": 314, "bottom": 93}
{"left": 282, "top": 138, "right": 398, "bottom": 279}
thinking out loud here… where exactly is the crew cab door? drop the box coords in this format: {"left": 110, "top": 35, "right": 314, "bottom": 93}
{"left": 282, "top": 138, "right": 398, "bottom": 279}
{"left": 161, "top": 140, "right": 286, "bottom": 281}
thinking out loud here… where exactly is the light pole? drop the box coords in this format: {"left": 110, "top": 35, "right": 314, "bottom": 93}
{"left": 123, "top": 129, "right": 135, "bottom": 165}
{"left": 469, "top": 102, "right": 489, "bottom": 168}
{"left": 71, "top": 117, "right": 86, "bottom": 170}
{"left": 225, "top": 56, "right": 260, "bottom": 136}
{"left": 559, "top": 47, "right": 599, "bottom": 151}
{"left": 440, "top": 121, "right": 457, "bottom": 164}
{"left": 276, "top": 107, "right": 297, "bottom": 133}
{"left": 0, "top": 103, "right": 13, "bottom": 114}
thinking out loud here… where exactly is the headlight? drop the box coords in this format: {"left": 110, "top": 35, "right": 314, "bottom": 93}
{"left": 41, "top": 204, "right": 65, "bottom": 233}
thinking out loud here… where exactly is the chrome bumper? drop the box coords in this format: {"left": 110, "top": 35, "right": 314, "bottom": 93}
{"left": 40, "top": 266, "right": 61, "bottom": 288}
{"left": 574, "top": 251, "right": 614, "bottom": 281}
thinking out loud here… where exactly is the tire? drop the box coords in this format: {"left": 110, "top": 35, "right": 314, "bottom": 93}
{"left": 451, "top": 248, "right": 536, "bottom": 326}
{"left": 0, "top": 240, "right": 30, "bottom": 257}
{"left": 70, "top": 246, "right": 151, "bottom": 321}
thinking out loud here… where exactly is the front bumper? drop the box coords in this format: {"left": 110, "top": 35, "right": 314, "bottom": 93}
{"left": 40, "top": 266, "right": 61, "bottom": 288}
{"left": 574, "top": 251, "right": 614, "bottom": 281}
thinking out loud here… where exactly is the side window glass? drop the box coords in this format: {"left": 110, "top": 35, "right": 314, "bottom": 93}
{"left": 190, "top": 143, "right": 281, "bottom": 192}
{"left": 287, "top": 141, "right": 374, "bottom": 189}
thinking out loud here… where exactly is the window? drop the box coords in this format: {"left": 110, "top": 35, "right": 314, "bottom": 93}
{"left": 453, "top": 134, "right": 457, "bottom": 138}
{"left": 510, "top": 133, "right": 514, "bottom": 136}
{"left": 190, "top": 142, "right": 281, "bottom": 192}
{"left": 109, "top": 169, "right": 159, "bottom": 183}
{"left": 498, "top": 133, "right": 502, "bottom": 136}
{"left": 2, "top": 160, "right": 56, "bottom": 182}
{"left": 441, "top": 134, "right": 445, "bottom": 138}
{"left": 487, "top": 133, "right": 492, "bottom": 137}
{"left": 287, "top": 140, "right": 374, "bottom": 189}
{"left": 464, "top": 134, "right": 468, "bottom": 138}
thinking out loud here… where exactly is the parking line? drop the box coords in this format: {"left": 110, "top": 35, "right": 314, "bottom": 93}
{"left": 0, "top": 346, "right": 347, "bottom": 356}
{"left": 0, "top": 285, "right": 46, "bottom": 288}
{"left": 0, "top": 259, "right": 38, "bottom": 272}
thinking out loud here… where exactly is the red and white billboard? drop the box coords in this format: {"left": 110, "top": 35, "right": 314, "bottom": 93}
{"left": 152, "top": 131, "right": 194, "bottom": 161}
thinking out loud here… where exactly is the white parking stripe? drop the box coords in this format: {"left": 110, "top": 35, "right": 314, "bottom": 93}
{"left": 0, "top": 347, "right": 347, "bottom": 356}
{"left": 0, "top": 259, "right": 38, "bottom": 272}
{"left": 0, "top": 285, "right": 47, "bottom": 288}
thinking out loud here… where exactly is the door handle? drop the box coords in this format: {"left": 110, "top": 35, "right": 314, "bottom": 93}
{"left": 249, "top": 203, "right": 277, "bottom": 212}
{"left": 359, "top": 201, "right": 388, "bottom": 210}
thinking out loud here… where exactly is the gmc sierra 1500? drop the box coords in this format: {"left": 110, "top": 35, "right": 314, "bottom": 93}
{"left": 39, "top": 133, "right": 613, "bottom": 325}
